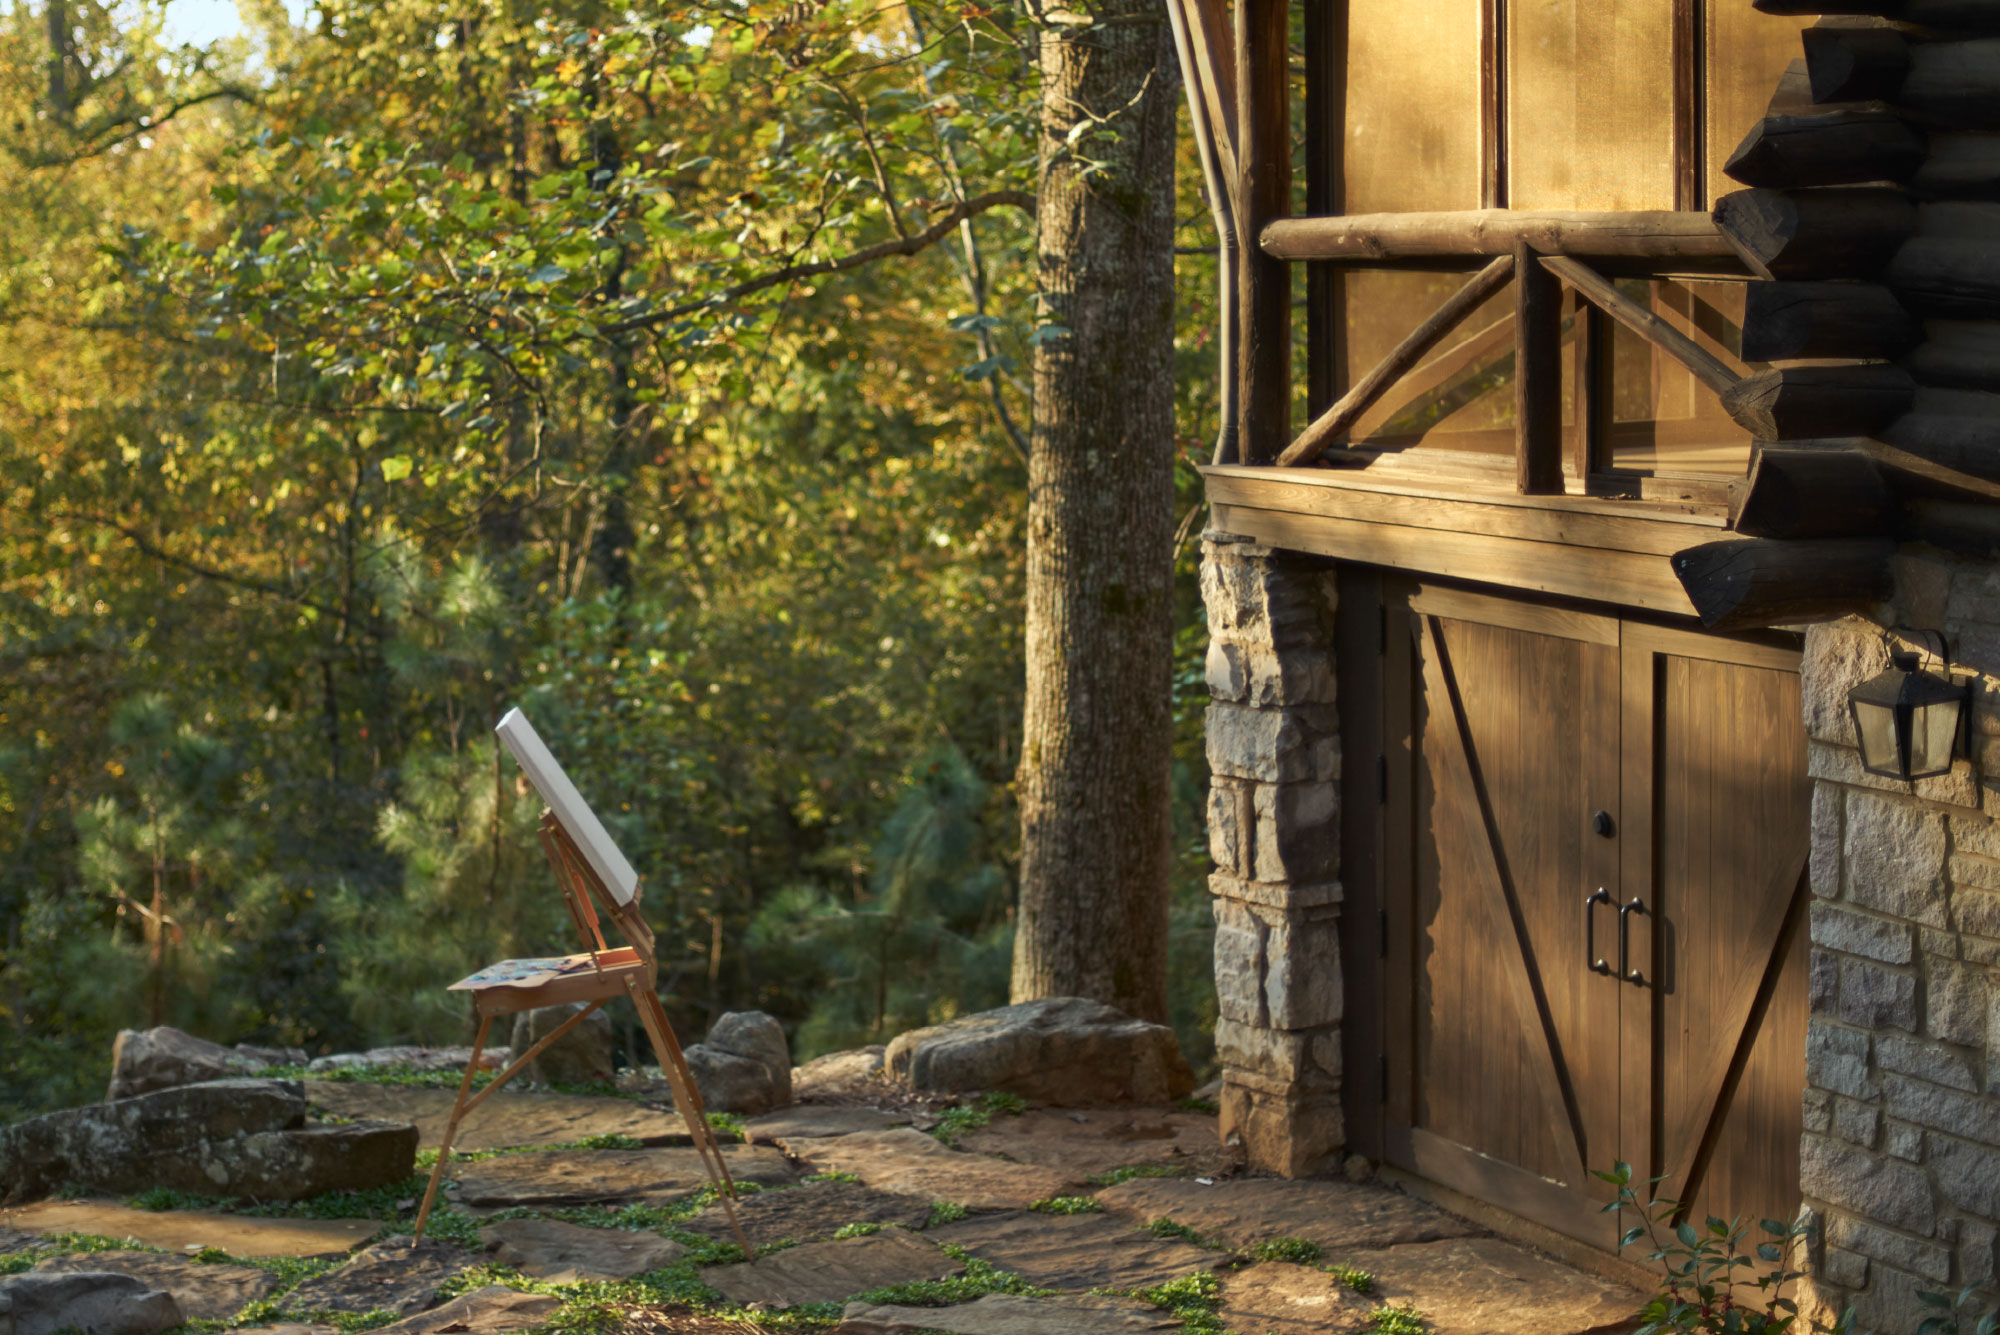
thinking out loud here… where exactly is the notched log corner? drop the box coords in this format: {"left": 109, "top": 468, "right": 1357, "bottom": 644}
{"left": 1671, "top": 537, "right": 1895, "bottom": 630}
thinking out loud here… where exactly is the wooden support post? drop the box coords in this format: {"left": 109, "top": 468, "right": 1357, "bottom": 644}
{"left": 1515, "top": 240, "right": 1564, "bottom": 495}
{"left": 1741, "top": 282, "right": 1922, "bottom": 361}
{"left": 1277, "top": 255, "right": 1515, "bottom": 467}
{"left": 1721, "top": 365, "right": 1916, "bottom": 440}
{"left": 1671, "top": 537, "right": 1895, "bottom": 630}
{"left": 1712, "top": 188, "right": 1916, "bottom": 281}
{"left": 1236, "top": 0, "right": 1292, "bottom": 463}
{"left": 1722, "top": 110, "right": 1927, "bottom": 190}
{"left": 1574, "top": 304, "right": 1611, "bottom": 480}
{"left": 413, "top": 1014, "right": 491, "bottom": 1244}
{"left": 1732, "top": 446, "right": 1895, "bottom": 539}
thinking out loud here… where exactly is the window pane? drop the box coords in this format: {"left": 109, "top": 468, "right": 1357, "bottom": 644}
{"left": 1508, "top": 0, "right": 1674, "bottom": 211}
{"left": 1344, "top": 0, "right": 1483, "bottom": 212}
{"left": 1604, "top": 280, "right": 1756, "bottom": 477}
{"left": 1707, "top": 7, "right": 1813, "bottom": 208}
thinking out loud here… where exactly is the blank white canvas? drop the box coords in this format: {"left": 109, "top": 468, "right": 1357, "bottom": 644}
{"left": 494, "top": 706, "right": 639, "bottom": 906}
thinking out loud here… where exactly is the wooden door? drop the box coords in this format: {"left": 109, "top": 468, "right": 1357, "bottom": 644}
{"left": 1356, "top": 576, "right": 1809, "bottom": 1253}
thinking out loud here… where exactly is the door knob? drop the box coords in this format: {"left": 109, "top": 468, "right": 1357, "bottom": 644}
{"left": 1592, "top": 810, "right": 1615, "bottom": 838}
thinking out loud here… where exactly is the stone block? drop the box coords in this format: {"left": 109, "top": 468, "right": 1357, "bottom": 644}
{"left": 1207, "top": 872, "right": 1342, "bottom": 911}
{"left": 1932, "top": 1135, "right": 2000, "bottom": 1219}
{"left": 1205, "top": 639, "right": 1248, "bottom": 703}
{"left": 1199, "top": 547, "right": 1332, "bottom": 646}
{"left": 1206, "top": 781, "right": 1252, "bottom": 878}
{"left": 1960, "top": 1220, "right": 1997, "bottom": 1287}
{"left": 1835, "top": 1098, "right": 1881, "bottom": 1149}
{"left": 1252, "top": 782, "right": 1338, "bottom": 883}
{"left": 1212, "top": 898, "right": 1268, "bottom": 1028}
{"left": 1804, "top": 1088, "right": 1833, "bottom": 1134}
{"left": 1799, "top": 1134, "right": 1935, "bottom": 1235}
{"left": 1838, "top": 959, "right": 1918, "bottom": 1031}
{"left": 1812, "top": 740, "right": 1978, "bottom": 809}
{"left": 1812, "top": 903, "right": 1914, "bottom": 966}
{"left": 1821, "top": 1244, "right": 1870, "bottom": 1289}
{"left": 1213, "top": 1019, "right": 1337, "bottom": 1087}
{"left": 1844, "top": 792, "right": 1951, "bottom": 928}
{"left": 1827, "top": 1214, "right": 1952, "bottom": 1282}
{"left": 1952, "top": 813, "right": 2000, "bottom": 861}
{"left": 1924, "top": 956, "right": 1989, "bottom": 1046}
{"left": 1885, "top": 1121, "right": 1924, "bottom": 1162}
{"left": 1811, "top": 783, "right": 1842, "bottom": 900}
{"left": 1877, "top": 1033, "right": 1979, "bottom": 1093}
{"left": 1955, "top": 887, "right": 2000, "bottom": 940}
{"left": 1950, "top": 853, "right": 2000, "bottom": 894}
{"left": 1883, "top": 1074, "right": 2000, "bottom": 1143}
{"left": 510, "top": 1003, "right": 615, "bottom": 1088}
{"left": 1811, "top": 951, "right": 1839, "bottom": 1016}
{"left": 1205, "top": 703, "right": 1338, "bottom": 785}
{"left": 1218, "top": 1080, "right": 1342, "bottom": 1179}
{"left": 1208, "top": 637, "right": 1339, "bottom": 708}
{"left": 1803, "top": 619, "right": 1890, "bottom": 746}
{"left": 1260, "top": 909, "right": 1342, "bottom": 1030}
{"left": 1807, "top": 1020, "right": 1876, "bottom": 1100}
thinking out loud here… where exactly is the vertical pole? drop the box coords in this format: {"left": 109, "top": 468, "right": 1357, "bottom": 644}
{"left": 1573, "top": 304, "right": 1612, "bottom": 482}
{"left": 413, "top": 1013, "right": 491, "bottom": 1243}
{"left": 1236, "top": 0, "right": 1292, "bottom": 464}
{"left": 1514, "top": 241, "right": 1564, "bottom": 494}
{"left": 1303, "top": 0, "right": 1344, "bottom": 419}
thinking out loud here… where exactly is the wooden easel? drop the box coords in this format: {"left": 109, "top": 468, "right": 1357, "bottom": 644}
{"left": 410, "top": 811, "right": 753, "bottom": 1259}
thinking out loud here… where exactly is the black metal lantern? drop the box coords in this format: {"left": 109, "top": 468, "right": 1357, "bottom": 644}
{"left": 1847, "top": 650, "right": 1970, "bottom": 782}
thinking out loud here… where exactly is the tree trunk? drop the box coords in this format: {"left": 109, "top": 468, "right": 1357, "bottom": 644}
{"left": 1011, "top": 2, "right": 1179, "bottom": 1024}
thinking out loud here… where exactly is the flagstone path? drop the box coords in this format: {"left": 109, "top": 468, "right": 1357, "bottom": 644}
{"left": 0, "top": 1079, "right": 1650, "bottom": 1335}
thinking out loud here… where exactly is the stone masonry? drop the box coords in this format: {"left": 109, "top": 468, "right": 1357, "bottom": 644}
{"left": 1797, "top": 552, "right": 2000, "bottom": 1332}
{"left": 1200, "top": 532, "right": 1344, "bottom": 1178}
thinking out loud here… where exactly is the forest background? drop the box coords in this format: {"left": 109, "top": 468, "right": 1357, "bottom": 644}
{"left": 0, "top": 0, "right": 1240, "bottom": 1119}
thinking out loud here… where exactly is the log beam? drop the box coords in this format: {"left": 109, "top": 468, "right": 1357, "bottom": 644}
{"left": 1259, "top": 209, "right": 1740, "bottom": 267}
{"left": 1756, "top": 0, "right": 2000, "bottom": 32}
{"left": 1803, "top": 26, "right": 1911, "bottom": 104}
{"left": 1741, "top": 281, "right": 1921, "bottom": 361}
{"left": 1720, "top": 365, "right": 1917, "bottom": 439}
{"left": 1713, "top": 188, "right": 1917, "bottom": 280}
{"left": 1723, "top": 110, "right": 1928, "bottom": 189}
{"left": 1671, "top": 537, "right": 1895, "bottom": 630}
{"left": 1732, "top": 445, "right": 1896, "bottom": 538}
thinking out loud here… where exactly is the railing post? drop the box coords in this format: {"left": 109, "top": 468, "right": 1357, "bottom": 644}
{"left": 1514, "top": 241, "right": 1565, "bottom": 494}
{"left": 1237, "top": 0, "right": 1292, "bottom": 465}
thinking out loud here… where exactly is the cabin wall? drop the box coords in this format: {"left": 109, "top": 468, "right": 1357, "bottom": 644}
{"left": 1201, "top": 532, "right": 1345, "bottom": 1177}
{"left": 1796, "top": 554, "right": 2000, "bottom": 1329}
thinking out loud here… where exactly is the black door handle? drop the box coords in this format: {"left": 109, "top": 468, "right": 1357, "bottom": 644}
{"left": 1585, "top": 889, "right": 1613, "bottom": 975}
{"left": 1619, "top": 897, "right": 1647, "bottom": 985}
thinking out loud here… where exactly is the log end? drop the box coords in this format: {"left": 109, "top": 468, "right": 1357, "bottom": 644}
{"left": 1672, "top": 537, "right": 1896, "bottom": 629}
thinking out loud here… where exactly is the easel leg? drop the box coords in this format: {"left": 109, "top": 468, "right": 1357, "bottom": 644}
{"left": 413, "top": 1012, "right": 492, "bottom": 1244}
{"left": 626, "top": 980, "right": 754, "bottom": 1261}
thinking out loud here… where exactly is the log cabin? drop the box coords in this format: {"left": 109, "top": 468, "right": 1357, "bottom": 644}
{"left": 1170, "top": 0, "right": 2000, "bottom": 1325}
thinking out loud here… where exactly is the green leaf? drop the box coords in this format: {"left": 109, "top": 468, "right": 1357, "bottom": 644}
{"left": 380, "top": 456, "right": 412, "bottom": 482}
{"left": 1675, "top": 1222, "right": 1699, "bottom": 1248}
{"left": 528, "top": 265, "right": 568, "bottom": 285}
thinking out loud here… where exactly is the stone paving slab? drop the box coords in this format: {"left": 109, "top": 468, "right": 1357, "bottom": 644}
{"left": 837, "top": 1293, "right": 1180, "bottom": 1334}
{"left": 32, "top": 1250, "right": 282, "bottom": 1320}
{"left": 0, "top": 1201, "right": 378, "bottom": 1258}
{"left": 1093, "top": 1176, "right": 1481, "bottom": 1256}
{"left": 451, "top": 1147, "right": 795, "bottom": 1209}
{"left": 741, "top": 1107, "right": 910, "bottom": 1149}
{"left": 283, "top": 1237, "right": 471, "bottom": 1318}
{"left": 364, "top": 1285, "right": 559, "bottom": 1335}
{"left": 679, "top": 1180, "right": 932, "bottom": 1246}
{"left": 1, "top": 1226, "right": 41, "bottom": 1252}
{"left": 1344, "top": 1236, "right": 1642, "bottom": 1335}
{"left": 955, "top": 1109, "right": 1226, "bottom": 1182}
{"left": 1214, "top": 1261, "right": 1375, "bottom": 1334}
{"left": 479, "top": 1218, "right": 687, "bottom": 1282}
{"left": 795, "top": 1130, "right": 1073, "bottom": 1210}
{"left": 307, "top": 1083, "right": 687, "bottom": 1151}
{"left": 701, "top": 1230, "right": 959, "bottom": 1309}
{"left": 926, "top": 1211, "right": 1214, "bottom": 1292}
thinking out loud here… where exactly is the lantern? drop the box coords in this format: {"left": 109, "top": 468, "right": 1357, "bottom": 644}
{"left": 1847, "top": 650, "right": 1969, "bottom": 782}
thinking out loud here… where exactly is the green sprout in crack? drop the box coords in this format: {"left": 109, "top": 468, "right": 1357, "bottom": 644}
{"left": 1027, "top": 1196, "right": 1102, "bottom": 1215}
{"left": 1370, "top": 1301, "right": 1428, "bottom": 1334}
{"left": 705, "top": 1112, "right": 748, "bottom": 1143}
{"left": 929, "top": 1091, "right": 1027, "bottom": 1146}
{"left": 1175, "top": 1096, "right": 1220, "bottom": 1117}
{"left": 1249, "top": 1236, "right": 1323, "bottom": 1264}
{"left": 1085, "top": 1163, "right": 1186, "bottom": 1188}
{"left": 1146, "top": 1217, "right": 1219, "bottom": 1249}
{"left": 804, "top": 1169, "right": 861, "bottom": 1184}
{"left": 833, "top": 1222, "right": 883, "bottom": 1239}
{"left": 925, "top": 1201, "right": 969, "bottom": 1227}
{"left": 1326, "top": 1262, "right": 1375, "bottom": 1294}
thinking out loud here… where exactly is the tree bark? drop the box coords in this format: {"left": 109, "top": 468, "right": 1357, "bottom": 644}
{"left": 1011, "top": 0, "right": 1179, "bottom": 1024}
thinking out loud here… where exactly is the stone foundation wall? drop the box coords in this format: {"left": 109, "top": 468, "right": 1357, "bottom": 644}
{"left": 1200, "top": 533, "right": 1344, "bottom": 1177}
{"left": 1797, "top": 553, "right": 2000, "bottom": 1331}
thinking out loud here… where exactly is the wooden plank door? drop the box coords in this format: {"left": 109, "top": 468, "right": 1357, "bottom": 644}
{"left": 1384, "top": 581, "right": 1626, "bottom": 1247}
{"left": 1622, "top": 624, "right": 1811, "bottom": 1232}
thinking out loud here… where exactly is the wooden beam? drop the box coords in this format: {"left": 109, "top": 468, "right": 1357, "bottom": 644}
{"left": 1722, "top": 110, "right": 1927, "bottom": 190}
{"left": 1236, "top": 0, "right": 1291, "bottom": 464}
{"left": 1720, "top": 365, "right": 1916, "bottom": 439}
{"left": 1756, "top": 0, "right": 2000, "bottom": 30}
{"left": 1178, "top": 0, "right": 1239, "bottom": 211}
{"left": 1712, "top": 187, "right": 1916, "bottom": 281}
{"left": 1732, "top": 445, "right": 1896, "bottom": 538}
{"left": 1539, "top": 254, "right": 1739, "bottom": 396}
{"left": 1888, "top": 229, "right": 2000, "bottom": 318}
{"left": 1166, "top": 0, "right": 1241, "bottom": 465}
{"left": 1802, "top": 26, "right": 1911, "bottom": 104}
{"left": 1741, "top": 281, "right": 1921, "bottom": 361}
{"left": 1915, "top": 134, "right": 2000, "bottom": 197}
{"left": 1515, "top": 241, "right": 1564, "bottom": 494}
{"left": 1259, "top": 210, "right": 1740, "bottom": 267}
{"left": 1671, "top": 537, "right": 1894, "bottom": 629}
{"left": 1907, "top": 321, "right": 2000, "bottom": 393}
{"left": 1210, "top": 501, "right": 1701, "bottom": 616}
{"left": 1276, "top": 255, "right": 1515, "bottom": 467}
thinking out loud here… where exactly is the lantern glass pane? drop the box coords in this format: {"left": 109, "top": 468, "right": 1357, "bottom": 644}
{"left": 1910, "top": 699, "right": 1961, "bottom": 778}
{"left": 1852, "top": 699, "right": 1903, "bottom": 777}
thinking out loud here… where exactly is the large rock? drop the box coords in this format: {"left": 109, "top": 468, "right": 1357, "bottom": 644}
{"left": 1214, "top": 1263, "right": 1373, "bottom": 1334}
{"left": 794, "top": 1047, "right": 887, "bottom": 1100}
{"left": 362, "top": 1286, "right": 557, "bottom": 1335}
{"left": 33, "top": 1252, "right": 280, "bottom": 1321}
{"left": 669, "top": 1011, "right": 794, "bottom": 1116}
{"left": 0, "top": 1272, "right": 184, "bottom": 1335}
{"left": 508, "top": 1004, "right": 614, "bottom": 1088}
{"left": 106, "top": 1028, "right": 264, "bottom": 1101}
{"left": 282, "top": 1238, "right": 470, "bottom": 1319}
{"left": 885, "top": 999, "right": 1194, "bottom": 1104}
{"left": 0, "top": 1080, "right": 417, "bottom": 1204}
{"left": 306, "top": 1047, "right": 508, "bottom": 1076}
